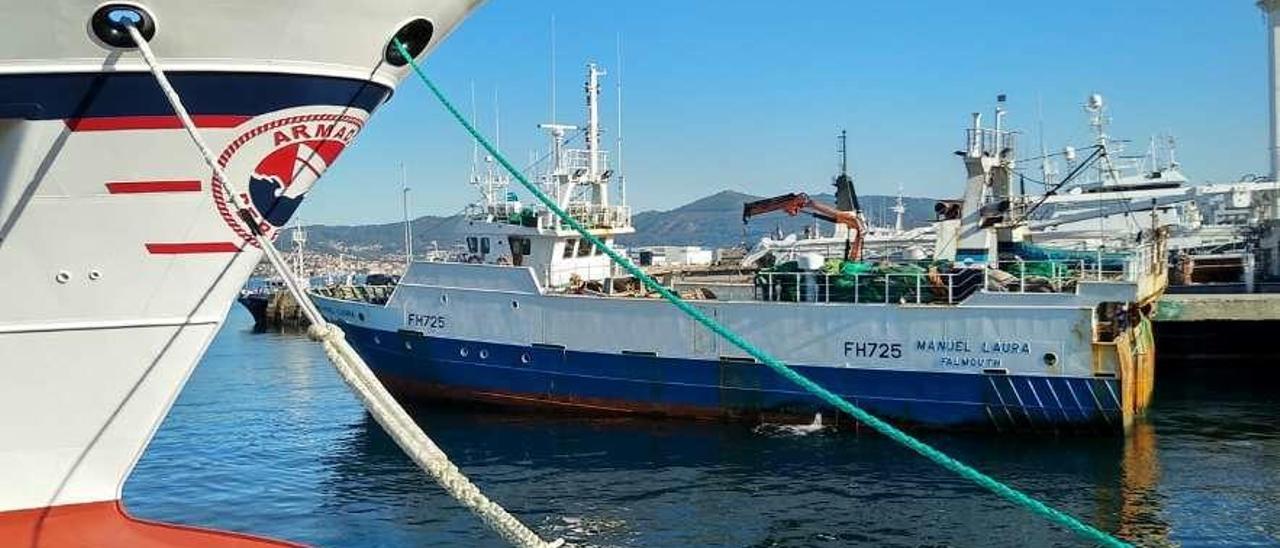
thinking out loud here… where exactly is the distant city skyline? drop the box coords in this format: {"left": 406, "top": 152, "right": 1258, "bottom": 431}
{"left": 305, "top": 1, "right": 1271, "bottom": 226}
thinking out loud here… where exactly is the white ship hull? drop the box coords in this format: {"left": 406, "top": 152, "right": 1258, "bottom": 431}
{"left": 315, "top": 260, "right": 1160, "bottom": 433}
{"left": 0, "top": 0, "right": 479, "bottom": 522}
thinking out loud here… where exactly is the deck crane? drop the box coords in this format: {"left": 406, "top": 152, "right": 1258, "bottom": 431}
{"left": 741, "top": 192, "right": 866, "bottom": 261}
{"left": 741, "top": 130, "right": 867, "bottom": 261}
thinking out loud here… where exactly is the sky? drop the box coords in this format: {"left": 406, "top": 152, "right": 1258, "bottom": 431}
{"left": 305, "top": 0, "right": 1271, "bottom": 226}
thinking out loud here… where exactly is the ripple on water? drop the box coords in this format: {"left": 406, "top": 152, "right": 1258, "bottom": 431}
{"left": 124, "top": 311, "right": 1280, "bottom": 547}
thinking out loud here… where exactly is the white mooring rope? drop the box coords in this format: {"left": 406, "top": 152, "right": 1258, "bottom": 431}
{"left": 124, "top": 25, "right": 562, "bottom": 548}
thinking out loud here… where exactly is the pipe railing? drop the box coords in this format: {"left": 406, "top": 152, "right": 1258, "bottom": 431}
{"left": 753, "top": 269, "right": 982, "bottom": 305}
{"left": 752, "top": 255, "right": 1156, "bottom": 305}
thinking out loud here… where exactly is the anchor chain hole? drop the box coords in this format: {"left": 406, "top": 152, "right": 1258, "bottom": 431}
{"left": 384, "top": 18, "right": 434, "bottom": 66}
{"left": 90, "top": 3, "right": 156, "bottom": 48}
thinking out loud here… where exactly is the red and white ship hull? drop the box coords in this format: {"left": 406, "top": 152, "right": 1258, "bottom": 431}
{"left": 0, "top": 0, "right": 480, "bottom": 543}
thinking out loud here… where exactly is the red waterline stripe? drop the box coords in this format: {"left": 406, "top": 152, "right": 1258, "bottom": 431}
{"left": 145, "top": 242, "right": 242, "bottom": 254}
{"left": 66, "top": 115, "right": 250, "bottom": 132}
{"left": 106, "top": 180, "right": 202, "bottom": 194}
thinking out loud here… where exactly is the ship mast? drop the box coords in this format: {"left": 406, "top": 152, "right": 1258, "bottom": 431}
{"left": 833, "top": 129, "right": 859, "bottom": 212}
{"left": 401, "top": 162, "right": 412, "bottom": 266}
{"left": 615, "top": 33, "right": 626, "bottom": 208}
{"left": 1085, "top": 93, "right": 1121, "bottom": 186}
{"left": 585, "top": 62, "right": 607, "bottom": 206}
{"left": 291, "top": 221, "right": 306, "bottom": 279}
{"left": 537, "top": 122, "right": 577, "bottom": 212}
{"left": 528, "top": 62, "right": 630, "bottom": 233}
{"left": 892, "top": 186, "right": 906, "bottom": 233}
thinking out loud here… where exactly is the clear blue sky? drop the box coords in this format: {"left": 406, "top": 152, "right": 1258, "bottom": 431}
{"left": 306, "top": 0, "right": 1270, "bottom": 225}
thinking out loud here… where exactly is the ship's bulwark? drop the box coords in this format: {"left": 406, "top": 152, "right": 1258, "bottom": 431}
{"left": 337, "top": 323, "right": 1126, "bottom": 434}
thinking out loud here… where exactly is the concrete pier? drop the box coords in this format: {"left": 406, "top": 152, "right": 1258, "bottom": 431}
{"left": 1155, "top": 293, "right": 1280, "bottom": 322}
{"left": 1153, "top": 293, "right": 1280, "bottom": 370}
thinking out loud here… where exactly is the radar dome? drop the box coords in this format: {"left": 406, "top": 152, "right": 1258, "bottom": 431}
{"left": 1086, "top": 94, "right": 1104, "bottom": 112}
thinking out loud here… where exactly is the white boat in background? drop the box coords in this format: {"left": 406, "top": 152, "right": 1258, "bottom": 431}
{"left": 1021, "top": 93, "right": 1280, "bottom": 258}
{"left": 315, "top": 64, "right": 1167, "bottom": 435}
{"left": 0, "top": 1, "right": 479, "bottom": 544}
{"left": 745, "top": 93, "right": 1280, "bottom": 288}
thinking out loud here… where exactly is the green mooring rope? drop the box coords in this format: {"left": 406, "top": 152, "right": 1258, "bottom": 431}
{"left": 394, "top": 40, "right": 1129, "bottom": 548}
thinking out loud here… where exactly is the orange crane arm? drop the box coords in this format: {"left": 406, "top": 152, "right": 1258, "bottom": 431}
{"left": 741, "top": 192, "right": 865, "bottom": 260}
{"left": 741, "top": 193, "right": 812, "bottom": 222}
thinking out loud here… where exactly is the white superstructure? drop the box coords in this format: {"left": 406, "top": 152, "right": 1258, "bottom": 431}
{"left": 460, "top": 63, "right": 633, "bottom": 287}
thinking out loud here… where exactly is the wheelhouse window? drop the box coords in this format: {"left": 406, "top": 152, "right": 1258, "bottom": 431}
{"left": 466, "top": 237, "right": 478, "bottom": 254}
{"left": 509, "top": 237, "right": 531, "bottom": 255}
{"left": 563, "top": 239, "right": 577, "bottom": 258}
{"left": 480, "top": 237, "right": 491, "bottom": 254}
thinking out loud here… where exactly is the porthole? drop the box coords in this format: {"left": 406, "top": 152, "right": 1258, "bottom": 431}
{"left": 55, "top": 271, "right": 71, "bottom": 284}
{"left": 1042, "top": 352, "right": 1059, "bottom": 367}
{"left": 460, "top": 347, "right": 469, "bottom": 358}
{"left": 440, "top": 294, "right": 448, "bottom": 305}
{"left": 511, "top": 300, "right": 520, "bottom": 309}
{"left": 384, "top": 18, "right": 434, "bottom": 66}
{"left": 90, "top": 3, "right": 157, "bottom": 48}
{"left": 404, "top": 340, "right": 413, "bottom": 350}
{"left": 357, "top": 312, "right": 366, "bottom": 322}
{"left": 479, "top": 349, "right": 489, "bottom": 360}
{"left": 374, "top": 335, "right": 382, "bottom": 345}
{"left": 87, "top": 269, "right": 102, "bottom": 281}
{"left": 520, "top": 353, "right": 531, "bottom": 365}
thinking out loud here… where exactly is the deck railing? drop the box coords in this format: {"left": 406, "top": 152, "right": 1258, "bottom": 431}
{"left": 311, "top": 284, "right": 395, "bottom": 305}
{"left": 753, "top": 253, "right": 1158, "bottom": 305}
{"left": 966, "top": 127, "right": 1018, "bottom": 158}
{"left": 561, "top": 148, "right": 609, "bottom": 172}
{"left": 753, "top": 268, "right": 984, "bottom": 305}
{"left": 546, "top": 203, "right": 632, "bottom": 230}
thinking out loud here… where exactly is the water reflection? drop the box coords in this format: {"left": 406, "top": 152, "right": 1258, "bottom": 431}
{"left": 319, "top": 407, "right": 1174, "bottom": 547}
{"left": 1115, "top": 419, "right": 1171, "bottom": 546}
{"left": 124, "top": 313, "right": 1280, "bottom": 547}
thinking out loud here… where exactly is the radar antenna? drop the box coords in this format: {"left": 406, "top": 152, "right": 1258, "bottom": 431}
{"left": 833, "top": 130, "right": 860, "bottom": 213}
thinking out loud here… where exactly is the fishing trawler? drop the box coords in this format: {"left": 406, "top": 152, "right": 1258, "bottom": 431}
{"left": 0, "top": 1, "right": 479, "bottom": 544}
{"left": 314, "top": 64, "right": 1168, "bottom": 434}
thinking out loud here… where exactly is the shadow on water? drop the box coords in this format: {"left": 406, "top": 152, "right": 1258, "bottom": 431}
{"left": 317, "top": 404, "right": 1186, "bottom": 547}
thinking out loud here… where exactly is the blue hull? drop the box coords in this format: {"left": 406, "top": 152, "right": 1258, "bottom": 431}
{"left": 337, "top": 323, "right": 1124, "bottom": 433}
{"left": 237, "top": 293, "right": 270, "bottom": 327}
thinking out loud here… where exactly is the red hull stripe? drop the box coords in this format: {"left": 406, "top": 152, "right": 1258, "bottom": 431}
{"left": 66, "top": 115, "right": 250, "bottom": 132}
{"left": 106, "top": 180, "right": 203, "bottom": 194}
{"left": 0, "top": 501, "right": 299, "bottom": 547}
{"left": 146, "top": 242, "right": 242, "bottom": 254}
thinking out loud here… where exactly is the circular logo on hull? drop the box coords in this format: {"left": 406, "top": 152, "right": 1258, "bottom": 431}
{"left": 213, "top": 110, "right": 366, "bottom": 246}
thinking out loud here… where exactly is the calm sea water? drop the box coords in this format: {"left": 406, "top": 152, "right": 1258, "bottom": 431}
{"left": 125, "top": 308, "right": 1280, "bottom": 547}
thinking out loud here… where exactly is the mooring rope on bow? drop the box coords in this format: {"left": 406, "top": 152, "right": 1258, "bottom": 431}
{"left": 124, "top": 25, "right": 561, "bottom": 548}
{"left": 393, "top": 39, "right": 1131, "bottom": 548}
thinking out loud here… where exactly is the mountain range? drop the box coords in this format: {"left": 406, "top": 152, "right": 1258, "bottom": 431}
{"left": 284, "top": 190, "right": 940, "bottom": 257}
